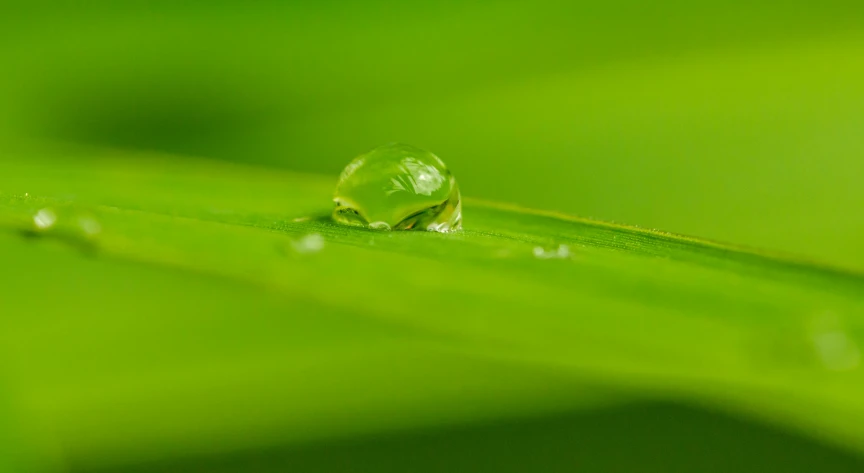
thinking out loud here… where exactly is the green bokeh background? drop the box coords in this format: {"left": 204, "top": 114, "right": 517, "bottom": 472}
{"left": 2, "top": 0, "right": 862, "bottom": 269}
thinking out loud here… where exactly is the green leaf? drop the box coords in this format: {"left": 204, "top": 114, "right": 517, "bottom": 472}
{"left": 1, "top": 147, "right": 863, "bottom": 471}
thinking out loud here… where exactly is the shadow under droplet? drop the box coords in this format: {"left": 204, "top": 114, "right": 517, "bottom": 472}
{"left": 16, "top": 227, "right": 100, "bottom": 257}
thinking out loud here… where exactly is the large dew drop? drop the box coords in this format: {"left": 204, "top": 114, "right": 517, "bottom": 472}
{"left": 332, "top": 143, "right": 462, "bottom": 232}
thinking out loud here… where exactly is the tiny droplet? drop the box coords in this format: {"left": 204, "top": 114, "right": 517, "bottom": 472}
{"left": 78, "top": 217, "right": 102, "bottom": 237}
{"left": 292, "top": 233, "right": 325, "bottom": 254}
{"left": 33, "top": 208, "right": 57, "bottom": 230}
{"left": 810, "top": 312, "right": 861, "bottom": 372}
{"left": 533, "top": 244, "right": 570, "bottom": 260}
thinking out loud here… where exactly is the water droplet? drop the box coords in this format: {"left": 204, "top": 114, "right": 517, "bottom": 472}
{"left": 333, "top": 143, "right": 462, "bottom": 232}
{"left": 533, "top": 244, "right": 570, "bottom": 259}
{"left": 810, "top": 312, "right": 860, "bottom": 372}
{"left": 292, "top": 216, "right": 312, "bottom": 223}
{"left": 32, "top": 208, "right": 57, "bottom": 231}
{"left": 22, "top": 207, "right": 102, "bottom": 253}
{"left": 78, "top": 217, "right": 102, "bottom": 237}
{"left": 291, "top": 233, "right": 325, "bottom": 254}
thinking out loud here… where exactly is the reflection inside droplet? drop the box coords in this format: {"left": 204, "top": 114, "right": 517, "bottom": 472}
{"left": 368, "top": 221, "right": 391, "bottom": 231}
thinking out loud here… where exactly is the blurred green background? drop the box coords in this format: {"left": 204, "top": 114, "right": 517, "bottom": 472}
{"left": 2, "top": 1, "right": 864, "bottom": 472}
{"left": 2, "top": 0, "right": 862, "bottom": 269}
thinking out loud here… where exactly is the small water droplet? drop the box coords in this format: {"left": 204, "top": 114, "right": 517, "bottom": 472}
{"left": 78, "top": 217, "right": 102, "bottom": 237}
{"left": 32, "top": 208, "right": 57, "bottom": 230}
{"left": 532, "top": 244, "right": 570, "bottom": 260}
{"left": 810, "top": 312, "right": 860, "bottom": 372}
{"left": 292, "top": 216, "right": 311, "bottom": 223}
{"left": 24, "top": 192, "right": 30, "bottom": 198}
{"left": 332, "top": 143, "right": 462, "bottom": 232}
{"left": 291, "top": 233, "right": 325, "bottom": 254}
{"left": 22, "top": 207, "right": 101, "bottom": 253}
